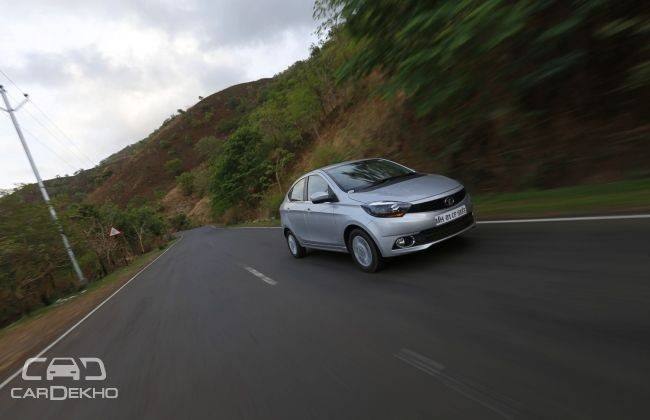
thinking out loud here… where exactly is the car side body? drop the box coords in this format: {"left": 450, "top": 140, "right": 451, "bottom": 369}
{"left": 279, "top": 158, "right": 475, "bottom": 271}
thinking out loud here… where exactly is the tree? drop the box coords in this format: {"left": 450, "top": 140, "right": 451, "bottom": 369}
{"left": 194, "top": 136, "right": 221, "bottom": 158}
{"left": 210, "top": 126, "right": 273, "bottom": 213}
{"left": 126, "top": 206, "right": 166, "bottom": 254}
{"left": 165, "top": 158, "right": 183, "bottom": 176}
{"left": 314, "top": 0, "right": 649, "bottom": 136}
{"left": 176, "top": 172, "right": 195, "bottom": 196}
{"left": 0, "top": 193, "right": 72, "bottom": 324}
{"left": 270, "top": 148, "right": 293, "bottom": 193}
{"left": 0, "top": 171, "right": 172, "bottom": 328}
{"left": 75, "top": 203, "right": 123, "bottom": 270}
{"left": 286, "top": 85, "right": 322, "bottom": 138}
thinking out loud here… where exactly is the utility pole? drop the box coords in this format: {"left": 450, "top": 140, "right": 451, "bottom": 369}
{"left": 0, "top": 85, "right": 86, "bottom": 285}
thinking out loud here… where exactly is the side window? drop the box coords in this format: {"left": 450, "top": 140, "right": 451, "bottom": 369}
{"left": 307, "top": 175, "right": 330, "bottom": 201}
{"left": 289, "top": 178, "right": 306, "bottom": 201}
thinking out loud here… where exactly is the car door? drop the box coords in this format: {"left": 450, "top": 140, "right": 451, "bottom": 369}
{"left": 284, "top": 177, "right": 309, "bottom": 241}
{"left": 304, "top": 174, "right": 339, "bottom": 247}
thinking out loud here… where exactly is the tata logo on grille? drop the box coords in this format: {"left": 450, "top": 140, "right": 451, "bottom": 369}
{"left": 444, "top": 196, "right": 455, "bottom": 207}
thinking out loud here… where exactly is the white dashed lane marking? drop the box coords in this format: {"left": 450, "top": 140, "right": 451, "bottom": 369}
{"left": 243, "top": 266, "right": 277, "bottom": 286}
{"left": 395, "top": 348, "right": 520, "bottom": 419}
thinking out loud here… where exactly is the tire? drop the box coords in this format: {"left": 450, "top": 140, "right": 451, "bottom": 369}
{"left": 286, "top": 231, "right": 307, "bottom": 258}
{"left": 348, "top": 229, "right": 384, "bottom": 272}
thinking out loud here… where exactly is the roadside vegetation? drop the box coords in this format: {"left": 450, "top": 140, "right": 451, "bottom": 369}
{"left": 0, "top": 191, "right": 170, "bottom": 328}
{"left": 0, "top": 244, "right": 167, "bottom": 336}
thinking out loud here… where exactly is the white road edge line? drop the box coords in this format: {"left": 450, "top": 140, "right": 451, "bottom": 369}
{"left": 0, "top": 236, "right": 183, "bottom": 391}
{"left": 219, "top": 213, "right": 650, "bottom": 229}
{"left": 238, "top": 226, "right": 283, "bottom": 229}
{"left": 243, "top": 266, "right": 277, "bottom": 286}
{"left": 217, "top": 226, "right": 282, "bottom": 229}
{"left": 476, "top": 214, "right": 650, "bottom": 224}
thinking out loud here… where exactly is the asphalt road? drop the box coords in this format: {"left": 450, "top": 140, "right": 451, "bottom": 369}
{"left": 1, "top": 218, "right": 649, "bottom": 419}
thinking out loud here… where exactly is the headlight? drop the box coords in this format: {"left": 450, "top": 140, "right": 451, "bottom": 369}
{"left": 362, "top": 201, "right": 411, "bottom": 217}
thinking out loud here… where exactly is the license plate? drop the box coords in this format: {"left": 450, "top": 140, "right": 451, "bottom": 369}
{"left": 435, "top": 205, "right": 467, "bottom": 226}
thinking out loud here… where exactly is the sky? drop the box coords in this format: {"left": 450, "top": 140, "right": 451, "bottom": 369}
{"left": 0, "top": 0, "right": 318, "bottom": 190}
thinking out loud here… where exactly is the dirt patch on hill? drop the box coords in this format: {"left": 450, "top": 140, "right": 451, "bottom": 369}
{"left": 188, "top": 196, "right": 212, "bottom": 225}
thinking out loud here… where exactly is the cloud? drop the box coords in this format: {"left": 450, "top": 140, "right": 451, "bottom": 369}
{"left": 132, "top": 0, "right": 316, "bottom": 47}
{"left": 0, "top": 0, "right": 317, "bottom": 188}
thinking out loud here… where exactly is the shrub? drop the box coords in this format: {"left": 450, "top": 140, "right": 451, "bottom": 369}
{"left": 192, "top": 166, "right": 212, "bottom": 197}
{"left": 169, "top": 213, "right": 190, "bottom": 231}
{"left": 261, "top": 191, "right": 285, "bottom": 219}
{"left": 159, "top": 138, "right": 171, "bottom": 150}
{"left": 219, "top": 207, "right": 243, "bottom": 225}
{"left": 215, "top": 117, "right": 241, "bottom": 134}
{"left": 164, "top": 158, "right": 183, "bottom": 176}
{"left": 154, "top": 189, "right": 166, "bottom": 200}
{"left": 226, "top": 97, "right": 240, "bottom": 110}
{"left": 176, "top": 172, "right": 195, "bottom": 196}
{"left": 310, "top": 144, "right": 349, "bottom": 169}
{"left": 194, "top": 136, "right": 221, "bottom": 158}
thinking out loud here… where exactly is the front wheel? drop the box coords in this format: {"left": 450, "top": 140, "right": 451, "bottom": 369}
{"left": 286, "top": 231, "right": 306, "bottom": 258}
{"left": 349, "top": 229, "right": 384, "bottom": 272}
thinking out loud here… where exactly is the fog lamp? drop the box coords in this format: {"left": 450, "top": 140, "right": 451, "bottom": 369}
{"left": 395, "top": 236, "right": 415, "bottom": 248}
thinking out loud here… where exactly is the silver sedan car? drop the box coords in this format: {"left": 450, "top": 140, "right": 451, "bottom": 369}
{"left": 279, "top": 158, "right": 475, "bottom": 272}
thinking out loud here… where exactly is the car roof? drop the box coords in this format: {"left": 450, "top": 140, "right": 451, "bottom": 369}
{"left": 317, "top": 157, "right": 383, "bottom": 172}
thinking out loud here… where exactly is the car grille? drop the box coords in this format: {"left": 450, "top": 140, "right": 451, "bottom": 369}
{"left": 408, "top": 188, "right": 466, "bottom": 213}
{"left": 412, "top": 212, "right": 474, "bottom": 246}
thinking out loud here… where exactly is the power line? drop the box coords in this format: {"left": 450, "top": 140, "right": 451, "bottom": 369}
{"left": 21, "top": 104, "right": 94, "bottom": 167}
{"left": 1, "top": 85, "right": 93, "bottom": 168}
{"left": 28, "top": 100, "right": 97, "bottom": 166}
{"left": 0, "top": 68, "right": 21, "bottom": 92}
{"left": 20, "top": 125, "right": 81, "bottom": 173}
{"left": 0, "top": 84, "right": 83, "bottom": 173}
{"left": 0, "top": 68, "right": 97, "bottom": 167}
{"left": 2, "top": 85, "right": 93, "bottom": 167}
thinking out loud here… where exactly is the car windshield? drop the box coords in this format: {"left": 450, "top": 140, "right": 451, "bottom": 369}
{"left": 325, "top": 159, "right": 416, "bottom": 192}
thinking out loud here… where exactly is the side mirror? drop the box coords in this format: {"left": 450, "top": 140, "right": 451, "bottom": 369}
{"left": 310, "top": 191, "right": 334, "bottom": 204}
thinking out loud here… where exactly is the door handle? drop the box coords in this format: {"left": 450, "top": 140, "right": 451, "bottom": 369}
{"left": 307, "top": 207, "right": 311, "bottom": 211}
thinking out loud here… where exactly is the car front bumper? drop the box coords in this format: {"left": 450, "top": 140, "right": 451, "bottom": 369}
{"left": 365, "top": 195, "right": 475, "bottom": 257}
{"left": 375, "top": 213, "right": 475, "bottom": 257}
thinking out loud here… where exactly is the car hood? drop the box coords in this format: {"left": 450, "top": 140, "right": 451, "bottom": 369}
{"left": 348, "top": 174, "right": 461, "bottom": 204}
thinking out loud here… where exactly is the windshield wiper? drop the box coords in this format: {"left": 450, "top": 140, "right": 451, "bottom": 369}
{"left": 357, "top": 172, "right": 419, "bottom": 191}
{"left": 375, "top": 172, "right": 418, "bottom": 185}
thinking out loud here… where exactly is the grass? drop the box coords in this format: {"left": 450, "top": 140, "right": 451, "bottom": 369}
{"left": 473, "top": 178, "right": 650, "bottom": 219}
{"left": 225, "top": 219, "right": 281, "bottom": 228}
{"left": 229, "top": 179, "right": 650, "bottom": 227}
{"left": 0, "top": 243, "right": 170, "bottom": 337}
